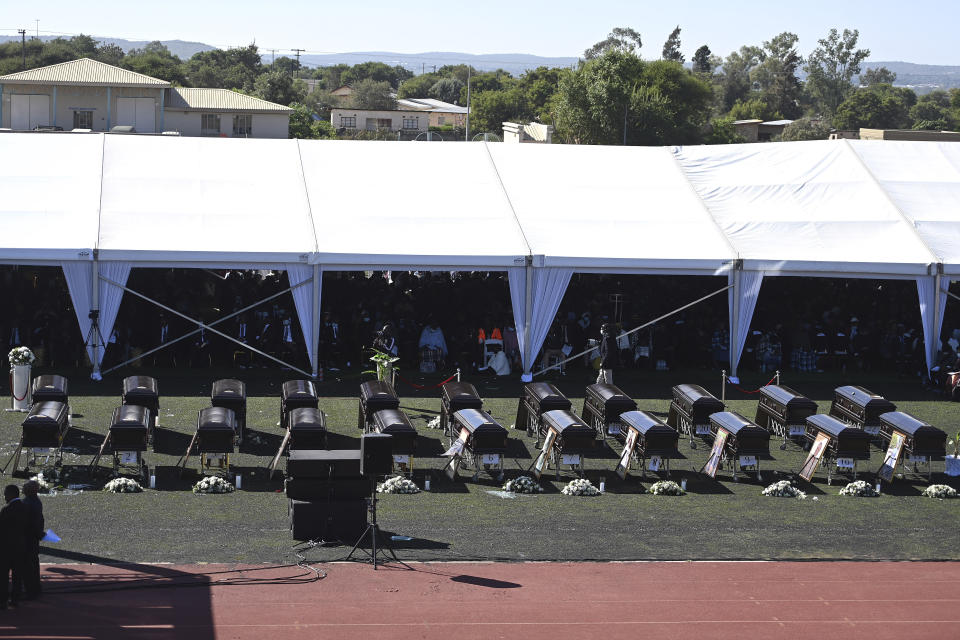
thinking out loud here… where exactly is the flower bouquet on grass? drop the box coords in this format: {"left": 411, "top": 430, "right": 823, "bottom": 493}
{"left": 104, "top": 477, "right": 143, "bottom": 493}
{"left": 839, "top": 480, "right": 879, "bottom": 497}
{"left": 502, "top": 475, "right": 543, "bottom": 494}
{"left": 561, "top": 478, "right": 600, "bottom": 496}
{"left": 761, "top": 480, "right": 806, "bottom": 499}
{"left": 649, "top": 480, "right": 685, "bottom": 496}
{"left": 29, "top": 473, "right": 53, "bottom": 494}
{"left": 377, "top": 475, "right": 420, "bottom": 494}
{"left": 922, "top": 484, "right": 957, "bottom": 499}
{"left": 193, "top": 476, "right": 235, "bottom": 494}
{"left": 8, "top": 347, "right": 36, "bottom": 366}
{"left": 426, "top": 416, "right": 441, "bottom": 430}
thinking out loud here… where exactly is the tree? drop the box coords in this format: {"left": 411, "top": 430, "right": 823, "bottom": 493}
{"left": 719, "top": 45, "right": 765, "bottom": 111}
{"left": 662, "top": 26, "right": 684, "bottom": 63}
{"left": 351, "top": 78, "right": 396, "bottom": 110}
{"left": 254, "top": 70, "right": 307, "bottom": 105}
{"left": 397, "top": 73, "right": 441, "bottom": 98}
{"left": 429, "top": 77, "right": 464, "bottom": 104}
{"left": 860, "top": 66, "right": 896, "bottom": 86}
{"left": 728, "top": 97, "right": 780, "bottom": 122}
{"left": 692, "top": 45, "right": 713, "bottom": 73}
{"left": 123, "top": 41, "right": 185, "bottom": 84}
{"left": 753, "top": 32, "right": 803, "bottom": 119}
{"left": 341, "top": 61, "right": 413, "bottom": 88}
{"left": 778, "top": 117, "right": 831, "bottom": 141}
{"left": 804, "top": 28, "right": 870, "bottom": 115}
{"left": 909, "top": 90, "right": 957, "bottom": 130}
{"left": 554, "top": 50, "right": 712, "bottom": 145}
{"left": 704, "top": 117, "right": 746, "bottom": 144}
{"left": 184, "top": 45, "right": 262, "bottom": 91}
{"left": 833, "top": 83, "right": 915, "bottom": 130}
{"left": 468, "top": 89, "right": 526, "bottom": 134}
{"left": 288, "top": 102, "right": 335, "bottom": 139}
{"left": 584, "top": 27, "right": 642, "bottom": 60}
{"left": 94, "top": 43, "right": 125, "bottom": 67}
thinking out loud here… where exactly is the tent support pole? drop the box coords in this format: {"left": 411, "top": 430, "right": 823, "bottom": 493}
{"left": 100, "top": 280, "right": 310, "bottom": 375}
{"left": 311, "top": 264, "right": 321, "bottom": 379}
{"left": 90, "top": 252, "right": 100, "bottom": 379}
{"left": 947, "top": 289, "right": 960, "bottom": 304}
{"left": 932, "top": 270, "right": 943, "bottom": 378}
{"left": 730, "top": 267, "right": 742, "bottom": 379}
{"left": 534, "top": 283, "right": 732, "bottom": 377}
{"left": 523, "top": 257, "right": 533, "bottom": 377}
{"left": 99, "top": 275, "right": 314, "bottom": 378}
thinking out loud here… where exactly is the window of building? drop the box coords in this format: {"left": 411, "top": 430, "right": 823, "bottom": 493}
{"left": 340, "top": 116, "right": 356, "bottom": 128}
{"left": 366, "top": 118, "right": 392, "bottom": 131}
{"left": 201, "top": 113, "right": 221, "bottom": 136}
{"left": 402, "top": 118, "right": 419, "bottom": 130}
{"left": 72, "top": 110, "right": 93, "bottom": 130}
{"left": 233, "top": 114, "right": 252, "bottom": 137}
{"left": 437, "top": 116, "right": 446, "bottom": 126}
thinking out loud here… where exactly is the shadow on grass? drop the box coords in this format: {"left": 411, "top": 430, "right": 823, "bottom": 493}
{"left": 239, "top": 429, "right": 283, "bottom": 456}
{"left": 63, "top": 427, "right": 105, "bottom": 455}
{"left": 416, "top": 433, "right": 449, "bottom": 456}
{"left": 152, "top": 426, "right": 193, "bottom": 455}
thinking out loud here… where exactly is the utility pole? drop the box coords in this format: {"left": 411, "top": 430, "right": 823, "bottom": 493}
{"left": 267, "top": 48, "right": 277, "bottom": 65}
{"left": 291, "top": 48, "right": 305, "bottom": 78}
{"left": 34, "top": 20, "right": 39, "bottom": 39}
{"left": 465, "top": 66, "right": 471, "bottom": 141}
{"left": 18, "top": 29, "right": 26, "bottom": 69}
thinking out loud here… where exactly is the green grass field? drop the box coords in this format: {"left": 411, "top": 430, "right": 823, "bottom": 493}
{"left": 3, "top": 366, "right": 959, "bottom": 564}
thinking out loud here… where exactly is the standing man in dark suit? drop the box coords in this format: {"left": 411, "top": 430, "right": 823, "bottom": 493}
{"left": 20, "top": 480, "right": 44, "bottom": 600}
{"left": 0, "top": 485, "right": 27, "bottom": 608}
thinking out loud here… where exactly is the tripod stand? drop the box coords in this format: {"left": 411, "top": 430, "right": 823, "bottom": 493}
{"left": 86, "top": 310, "right": 107, "bottom": 372}
{"left": 346, "top": 477, "right": 400, "bottom": 569}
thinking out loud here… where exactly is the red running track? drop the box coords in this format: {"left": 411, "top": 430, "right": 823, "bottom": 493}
{"left": 1, "top": 561, "right": 958, "bottom": 640}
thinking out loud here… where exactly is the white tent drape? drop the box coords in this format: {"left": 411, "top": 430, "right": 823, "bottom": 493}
{"left": 61, "top": 261, "right": 132, "bottom": 370}
{"left": 917, "top": 276, "right": 948, "bottom": 376}
{"left": 728, "top": 270, "right": 764, "bottom": 377}
{"left": 286, "top": 264, "right": 318, "bottom": 369}
{"left": 509, "top": 266, "right": 573, "bottom": 380}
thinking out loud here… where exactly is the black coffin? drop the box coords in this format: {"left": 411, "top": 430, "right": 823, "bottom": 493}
{"left": 197, "top": 406, "right": 237, "bottom": 454}
{"left": 668, "top": 384, "right": 725, "bottom": 433}
{"left": 289, "top": 407, "right": 327, "bottom": 451}
{"left": 31, "top": 375, "right": 68, "bottom": 405}
{"left": 620, "top": 410, "right": 680, "bottom": 458}
{"left": 22, "top": 401, "right": 69, "bottom": 448}
{"left": 805, "top": 414, "right": 872, "bottom": 460}
{"left": 211, "top": 379, "right": 246, "bottom": 433}
{"left": 755, "top": 385, "right": 818, "bottom": 433}
{"left": 371, "top": 409, "right": 417, "bottom": 454}
{"left": 710, "top": 411, "right": 770, "bottom": 457}
{"left": 281, "top": 380, "right": 319, "bottom": 429}
{"left": 829, "top": 385, "right": 896, "bottom": 433}
{"left": 583, "top": 383, "right": 636, "bottom": 437}
{"left": 109, "top": 405, "right": 150, "bottom": 452}
{"left": 878, "top": 411, "right": 947, "bottom": 459}
{"left": 357, "top": 380, "right": 399, "bottom": 429}
{"left": 453, "top": 409, "right": 508, "bottom": 454}
{"left": 288, "top": 449, "right": 362, "bottom": 479}
{"left": 440, "top": 381, "right": 482, "bottom": 432}
{"left": 122, "top": 376, "right": 159, "bottom": 422}
{"left": 542, "top": 410, "right": 596, "bottom": 455}
{"left": 515, "top": 382, "right": 572, "bottom": 434}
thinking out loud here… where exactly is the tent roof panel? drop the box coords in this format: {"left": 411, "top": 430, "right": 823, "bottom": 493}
{"left": 97, "top": 136, "right": 315, "bottom": 262}
{"left": 487, "top": 144, "right": 736, "bottom": 271}
{"left": 675, "top": 140, "right": 937, "bottom": 275}
{"left": 0, "top": 133, "right": 102, "bottom": 261}
{"left": 299, "top": 140, "right": 529, "bottom": 267}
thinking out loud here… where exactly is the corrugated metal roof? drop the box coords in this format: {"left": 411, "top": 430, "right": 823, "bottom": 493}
{"left": 0, "top": 58, "right": 170, "bottom": 87}
{"left": 397, "top": 98, "right": 469, "bottom": 114}
{"left": 166, "top": 88, "right": 293, "bottom": 113}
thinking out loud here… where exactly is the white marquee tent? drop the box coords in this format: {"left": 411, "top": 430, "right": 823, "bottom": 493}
{"left": 0, "top": 133, "right": 955, "bottom": 381}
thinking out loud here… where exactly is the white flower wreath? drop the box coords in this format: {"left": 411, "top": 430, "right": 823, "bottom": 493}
{"left": 839, "top": 480, "right": 880, "bottom": 497}
{"left": 193, "top": 476, "right": 235, "bottom": 494}
{"left": 761, "top": 480, "right": 806, "bottom": 499}
{"left": 104, "top": 477, "right": 143, "bottom": 493}
{"left": 922, "top": 484, "right": 958, "bottom": 499}
{"left": 502, "top": 475, "right": 543, "bottom": 494}
{"left": 648, "top": 480, "right": 685, "bottom": 496}
{"left": 377, "top": 475, "right": 420, "bottom": 494}
{"left": 8, "top": 347, "right": 36, "bottom": 366}
{"left": 561, "top": 478, "right": 600, "bottom": 496}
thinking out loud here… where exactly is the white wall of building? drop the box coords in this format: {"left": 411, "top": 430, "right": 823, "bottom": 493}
{"left": 162, "top": 111, "right": 289, "bottom": 138}
{"left": 0, "top": 84, "right": 164, "bottom": 131}
{"left": 331, "top": 108, "right": 428, "bottom": 132}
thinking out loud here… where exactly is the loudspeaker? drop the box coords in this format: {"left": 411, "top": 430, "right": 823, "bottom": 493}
{"left": 287, "top": 449, "right": 362, "bottom": 479}
{"left": 289, "top": 499, "right": 367, "bottom": 542}
{"left": 284, "top": 477, "right": 370, "bottom": 501}
{"left": 361, "top": 433, "right": 393, "bottom": 476}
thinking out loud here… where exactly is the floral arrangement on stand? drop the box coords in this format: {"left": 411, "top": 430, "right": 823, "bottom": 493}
{"left": 839, "top": 480, "right": 880, "bottom": 497}
{"left": 104, "top": 477, "right": 143, "bottom": 493}
{"left": 561, "top": 478, "right": 600, "bottom": 496}
{"left": 502, "top": 475, "right": 543, "bottom": 494}
{"left": 649, "top": 480, "right": 685, "bottom": 496}
{"left": 922, "top": 484, "right": 958, "bottom": 499}
{"left": 29, "top": 473, "right": 53, "bottom": 494}
{"left": 8, "top": 346, "right": 36, "bottom": 367}
{"left": 193, "top": 476, "right": 235, "bottom": 494}
{"left": 426, "top": 416, "right": 441, "bottom": 429}
{"left": 377, "top": 475, "right": 420, "bottom": 494}
{"left": 761, "top": 480, "right": 807, "bottom": 499}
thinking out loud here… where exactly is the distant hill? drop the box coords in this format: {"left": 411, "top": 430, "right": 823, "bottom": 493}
{"left": 862, "top": 61, "right": 960, "bottom": 93}
{"left": 296, "top": 51, "right": 579, "bottom": 75}
{"left": 0, "top": 36, "right": 215, "bottom": 59}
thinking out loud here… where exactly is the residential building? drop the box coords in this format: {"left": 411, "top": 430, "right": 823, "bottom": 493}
{"left": 330, "top": 107, "right": 428, "bottom": 133}
{"left": 503, "top": 121, "right": 554, "bottom": 143}
{"left": 0, "top": 58, "right": 291, "bottom": 138}
{"left": 858, "top": 128, "right": 960, "bottom": 142}
{"left": 733, "top": 119, "right": 794, "bottom": 142}
{"left": 397, "top": 98, "right": 468, "bottom": 128}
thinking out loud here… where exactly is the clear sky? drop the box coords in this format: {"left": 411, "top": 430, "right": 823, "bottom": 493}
{"left": 1, "top": 0, "right": 956, "bottom": 65}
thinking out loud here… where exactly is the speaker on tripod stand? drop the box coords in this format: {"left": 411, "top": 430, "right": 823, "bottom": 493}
{"left": 347, "top": 433, "right": 399, "bottom": 569}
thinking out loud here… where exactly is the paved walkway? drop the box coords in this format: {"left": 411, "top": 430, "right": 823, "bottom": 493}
{"left": 2, "top": 561, "right": 958, "bottom": 639}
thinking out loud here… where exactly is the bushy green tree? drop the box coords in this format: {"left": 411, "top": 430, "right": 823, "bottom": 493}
{"left": 254, "top": 70, "right": 307, "bottom": 105}
{"left": 719, "top": 45, "right": 765, "bottom": 111}
{"left": 122, "top": 41, "right": 185, "bottom": 84}
{"left": 833, "top": 83, "right": 915, "bottom": 130}
{"left": 778, "top": 117, "right": 832, "bottom": 141}
{"left": 429, "top": 77, "right": 464, "bottom": 104}
{"left": 351, "top": 78, "right": 395, "bottom": 110}
{"left": 341, "top": 61, "right": 413, "bottom": 88}
{"left": 860, "top": 66, "right": 896, "bottom": 86}
{"left": 728, "top": 97, "right": 780, "bottom": 121}
{"left": 753, "top": 32, "right": 804, "bottom": 119}
{"left": 804, "top": 28, "right": 870, "bottom": 115}
{"left": 288, "top": 102, "right": 335, "bottom": 139}
{"left": 183, "top": 45, "right": 261, "bottom": 91}
{"left": 662, "top": 26, "right": 684, "bottom": 63}
{"left": 704, "top": 116, "right": 746, "bottom": 144}
{"left": 584, "top": 27, "right": 642, "bottom": 60}
{"left": 397, "top": 73, "right": 441, "bottom": 98}
{"left": 692, "top": 45, "right": 713, "bottom": 73}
